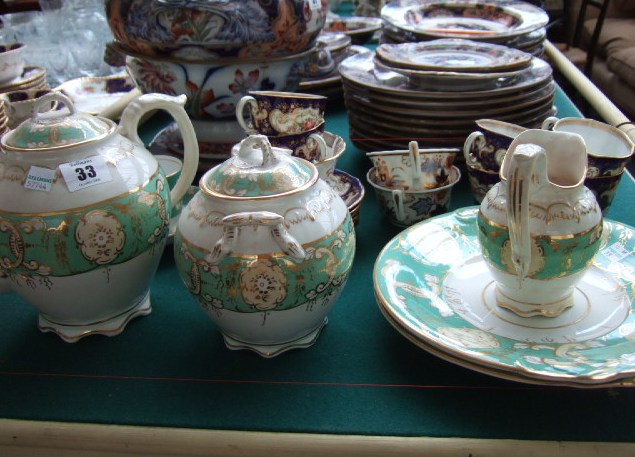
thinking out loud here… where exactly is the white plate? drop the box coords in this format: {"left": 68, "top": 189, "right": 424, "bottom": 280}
{"left": 57, "top": 74, "right": 135, "bottom": 116}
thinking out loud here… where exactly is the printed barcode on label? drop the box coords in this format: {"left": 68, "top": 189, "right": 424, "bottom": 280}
{"left": 601, "top": 243, "right": 631, "bottom": 262}
{"left": 24, "top": 166, "right": 56, "bottom": 192}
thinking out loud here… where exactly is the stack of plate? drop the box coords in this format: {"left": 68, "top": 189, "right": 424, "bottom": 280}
{"left": 0, "top": 98, "right": 9, "bottom": 136}
{"left": 381, "top": 0, "right": 549, "bottom": 57}
{"left": 0, "top": 66, "right": 48, "bottom": 94}
{"left": 340, "top": 45, "right": 555, "bottom": 152}
{"left": 0, "top": 66, "right": 48, "bottom": 135}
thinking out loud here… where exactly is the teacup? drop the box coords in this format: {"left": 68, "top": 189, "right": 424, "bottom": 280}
{"left": 236, "top": 91, "right": 327, "bottom": 136}
{"left": 268, "top": 122, "right": 328, "bottom": 162}
{"left": 0, "top": 43, "right": 25, "bottom": 84}
{"left": 313, "top": 131, "right": 346, "bottom": 180}
{"left": 466, "top": 163, "right": 500, "bottom": 203}
{"left": 1, "top": 88, "right": 56, "bottom": 128}
{"left": 367, "top": 165, "right": 461, "bottom": 227}
{"left": 542, "top": 117, "right": 634, "bottom": 178}
{"left": 155, "top": 154, "right": 184, "bottom": 219}
{"left": 156, "top": 154, "right": 183, "bottom": 189}
{"left": 366, "top": 142, "right": 458, "bottom": 190}
{"left": 585, "top": 172, "right": 624, "bottom": 215}
{"left": 463, "top": 119, "right": 526, "bottom": 172}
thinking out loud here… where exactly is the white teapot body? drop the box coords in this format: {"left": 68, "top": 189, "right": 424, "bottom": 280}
{"left": 0, "top": 92, "right": 199, "bottom": 341}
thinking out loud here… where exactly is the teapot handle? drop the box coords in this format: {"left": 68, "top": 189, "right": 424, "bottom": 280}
{"left": 118, "top": 94, "right": 199, "bottom": 206}
{"left": 206, "top": 211, "right": 305, "bottom": 264}
{"left": 506, "top": 143, "right": 544, "bottom": 283}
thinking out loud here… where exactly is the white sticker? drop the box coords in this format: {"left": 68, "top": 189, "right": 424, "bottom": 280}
{"left": 24, "top": 166, "right": 56, "bottom": 192}
{"left": 59, "top": 156, "right": 113, "bottom": 193}
{"left": 601, "top": 242, "right": 631, "bottom": 263}
{"left": 308, "top": 0, "right": 321, "bottom": 10}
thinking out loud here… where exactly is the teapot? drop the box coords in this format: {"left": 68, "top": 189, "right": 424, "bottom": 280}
{"left": 477, "top": 129, "right": 603, "bottom": 317}
{"left": 0, "top": 91, "right": 199, "bottom": 341}
{"left": 173, "top": 135, "right": 356, "bottom": 357}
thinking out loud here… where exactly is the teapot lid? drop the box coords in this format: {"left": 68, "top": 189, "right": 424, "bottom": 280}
{"left": 201, "top": 135, "right": 317, "bottom": 199}
{"left": 1, "top": 92, "right": 115, "bottom": 152}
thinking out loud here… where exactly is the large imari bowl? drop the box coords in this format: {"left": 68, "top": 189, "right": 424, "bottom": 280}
{"left": 105, "top": 0, "right": 327, "bottom": 60}
{"left": 174, "top": 135, "right": 356, "bottom": 357}
{"left": 123, "top": 45, "right": 316, "bottom": 120}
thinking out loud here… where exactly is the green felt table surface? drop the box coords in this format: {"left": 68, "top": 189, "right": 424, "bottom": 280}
{"left": 1, "top": 86, "right": 635, "bottom": 443}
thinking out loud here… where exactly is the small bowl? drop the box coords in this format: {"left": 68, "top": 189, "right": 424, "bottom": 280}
{"left": 366, "top": 146, "right": 458, "bottom": 190}
{"left": 367, "top": 165, "right": 461, "bottom": 227}
{"left": 0, "top": 43, "right": 26, "bottom": 85}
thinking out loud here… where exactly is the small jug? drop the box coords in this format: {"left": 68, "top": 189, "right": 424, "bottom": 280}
{"left": 0, "top": 91, "right": 199, "bottom": 341}
{"left": 477, "top": 129, "right": 603, "bottom": 317}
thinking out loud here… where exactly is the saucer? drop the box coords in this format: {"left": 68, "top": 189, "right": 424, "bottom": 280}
{"left": 56, "top": 74, "right": 135, "bottom": 116}
{"left": 374, "top": 207, "right": 635, "bottom": 386}
{"left": 375, "top": 40, "right": 533, "bottom": 73}
{"left": 0, "top": 66, "right": 47, "bottom": 92}
{"left": 325, "top": 169, "right": 365, "bottom": 225}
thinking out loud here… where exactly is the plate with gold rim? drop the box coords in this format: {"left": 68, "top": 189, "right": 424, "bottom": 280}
{"left": 376, "top": 40, "right": 533, "bottom": 73}
{"left": 381, "top": 0, "right": 549, "bottom": 42}
{"left": 373, "top": 207, "right": 635, "bottom": 386}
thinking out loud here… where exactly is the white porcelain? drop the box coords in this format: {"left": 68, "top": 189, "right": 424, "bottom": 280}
{"left": 367, "top": 165, "right": 461, "bottom": 227}
{"left": 463, "top": 119, "right": 526, "bottom": 172}
{"left": 375, "top": 208, "right": 635, "bottom": 386}
{"left": 124, "top": 46, "right": 317, "bottom": 120}
{"left": 0, "top": 91, "right": 199, "bottom": 341}
{"left": 0, "top": 88, "right": 56, "bottom": 128}
{"left": 542, "top": 117, "right": 634, "bottom": 177}
{"left": 366, "top": 142, "right": 458, "bottom": 190}
{"left": 174, "top": 135, "right": 355, "bottom": 357}
{"left": 0, "top": 43, "right": 26, "bottom": 85}
{"left": 478, "top": 129, "right": 603, "bottom": 318}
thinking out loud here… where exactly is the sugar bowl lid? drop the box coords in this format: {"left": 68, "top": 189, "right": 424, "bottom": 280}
{"left": 201, "top": 135, "right": 318, "bottom": 199}
{"left": 1, "top": 91, "right": 116, "bottom": 152}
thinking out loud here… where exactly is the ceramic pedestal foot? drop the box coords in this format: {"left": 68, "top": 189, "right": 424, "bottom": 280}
{"left": 495, "top": 287, "right": 574, "bottom": 318}
{"left": 222, "top": 317, "right": 328, "bottom": 358}
{"left": 37, "top": 292, "right": 152, "bottom": 343}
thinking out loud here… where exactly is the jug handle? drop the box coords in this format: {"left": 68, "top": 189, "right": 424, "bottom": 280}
{"left": 206, "top": 211, "right": 305, "bottom": 264}
{"left": 118, "top": 94, "right": 199, "bottom": 206}
{"left": 506, "top": 144, "right": 543, "bottom": 284}
{"left": 541, "top": 116, "right": 558, "bottom": 130}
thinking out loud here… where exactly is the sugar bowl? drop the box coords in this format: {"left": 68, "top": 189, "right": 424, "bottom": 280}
{"left": 173, "top": 135, "right": 356, "bottom": 357}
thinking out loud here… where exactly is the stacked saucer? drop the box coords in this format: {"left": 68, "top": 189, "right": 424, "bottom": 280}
{"left": 0, "top": 98, "right": 9, "bottom": 136}
{"left": 0, "top": 66, "right": 48, "bottom": 94}
{"left": 340, "top": 46, "right": 555, "bottom": 152}
{"left": 381, "top": 0, "right": 549, "bottom": 57}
